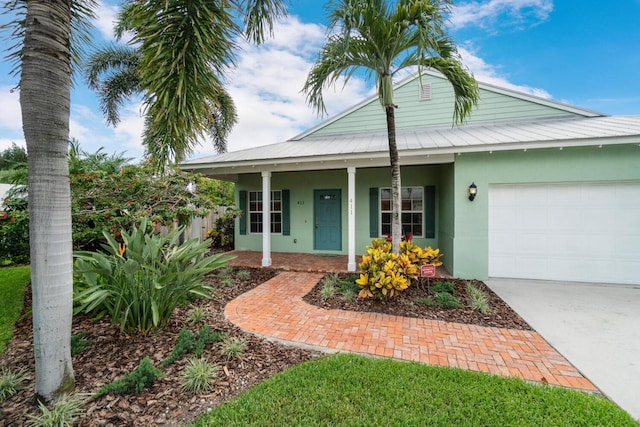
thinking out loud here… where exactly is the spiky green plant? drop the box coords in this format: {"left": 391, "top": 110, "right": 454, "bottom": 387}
{"left": 27, "top": 393, "right": 87, "bottom": 427}
{"left": 235, "top": 269, "right": 251, "bottom": 280}
{"left": 187, "top": 307, "right": 208, "bottom": 325}
{"left": 74, "top": 218, "right": 234, "bottom": 333}
{"left": 181, "top": 358, "right": 218, "bottom": 394}
{"left": 466, "top": 282, "right": 491, "bottom": 314}
{"left": 0, "top": 368, "right": 29, "bottom": 401}
{"left": 221, "top": 337, "right": 247, "bottom": 361}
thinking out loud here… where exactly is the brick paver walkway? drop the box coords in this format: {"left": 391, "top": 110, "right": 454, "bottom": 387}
{"left": 225, "top": 271, "right": 597, "bottom": 391}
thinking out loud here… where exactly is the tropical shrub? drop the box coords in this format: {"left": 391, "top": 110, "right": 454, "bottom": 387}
{"left": 0, "top": 209, "right": 29, "bottom": 265}
{"left": 399, "top": 239, "right": 443, "bottom": 267}
{"left": 356, "top": 239, "right": 416, "bottom": 299}
{"left": 73, "top": 218, "right": 234, "bottom": 333}
{"left": 356, "top": 239, "right": 443, "bottom": 299}
{"left": 70, "top": 332, "right": 94, "bottom": 356}
{"left": 0, "top": 187, "right": 29, "bottom": 264}
{"left": 0, "top": 153, "right": 234, "bottom": 259}
{"left": 95, "top": 357, "right": 162, "bottom": 396}
{"left": 431, "top": 281, "right": 455, "bottom": 295}
{"left": 163, "top": 325, "right": 224, "bottom": 366}
{"left": 206, "top": 207, "right": 239, "bottom": 250}
{"left": 71, "top": 164, "right": 226, "bottom": 251}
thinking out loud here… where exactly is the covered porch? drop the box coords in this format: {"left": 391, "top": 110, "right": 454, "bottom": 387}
{"left": 224, "top": 250, "right": 452, "bottom": 277}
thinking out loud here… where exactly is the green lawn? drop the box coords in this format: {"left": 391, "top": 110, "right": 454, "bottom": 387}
{"left": 0, "top": 265, "right": 30, "bottom": 353}
{"left": 193, "top": 353, "right": 638, "bottom": 427}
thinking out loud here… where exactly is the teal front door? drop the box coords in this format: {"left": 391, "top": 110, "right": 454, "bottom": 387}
{"left": 314, "top": 189, "right": 341, "bottom": 251}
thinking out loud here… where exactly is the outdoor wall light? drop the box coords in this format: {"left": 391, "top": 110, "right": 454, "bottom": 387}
{"left": 468, "top": 182, "right": 478, "bottom": 201}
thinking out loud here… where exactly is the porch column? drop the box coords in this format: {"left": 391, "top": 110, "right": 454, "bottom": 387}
{"left": 262, "top": 171, "right": 272, "bottom": 267}
{"left": 348, "top": 167, "right": 356, "bottom": 272}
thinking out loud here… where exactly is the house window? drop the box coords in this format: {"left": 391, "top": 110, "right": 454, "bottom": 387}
{"left": 249, "top": 191, "right": 282, "bottom": 233}
{"left": 380, "top": 187, "right": 423, "bottom": 237}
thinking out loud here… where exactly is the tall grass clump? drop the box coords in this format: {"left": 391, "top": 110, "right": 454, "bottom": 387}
{"left": 0, "top": 368, "right": 29, "bottom": 401}
{"left": 181, "top": 358, "right": 218, "bottom": 394}
{"left": 73, "top": 218, "right": 234, "bottom": 333}
{"left": 466, "top": 281, "right": 490, "bottom": 314}
{"left": 27, "top": 393, "right": 87, "bottom": 427}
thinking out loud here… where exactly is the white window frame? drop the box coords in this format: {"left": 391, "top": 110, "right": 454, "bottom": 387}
{"left": 380, "top": 187, "right": 424, "bottom": 237}
{"left": 249, "top": 190, "right": 282, "bottom": 234}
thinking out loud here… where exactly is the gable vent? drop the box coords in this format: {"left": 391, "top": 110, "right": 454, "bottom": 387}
{"left": 419, "top": 83, "right": 432, "bottom": 101}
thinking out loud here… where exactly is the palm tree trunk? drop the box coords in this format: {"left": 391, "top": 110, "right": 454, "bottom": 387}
{"left": 21, "top": 0, "right": 75, "bottom": 402}
{"left": 385, "top": 105, "right": 402, "bottom": 254}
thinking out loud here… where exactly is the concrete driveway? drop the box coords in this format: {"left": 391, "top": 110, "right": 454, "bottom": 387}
{"left": 486, "top": 278, "right": 640, "bottom": 421}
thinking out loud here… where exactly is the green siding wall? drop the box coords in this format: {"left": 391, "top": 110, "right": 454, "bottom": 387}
{"left": 307, "top": 74, "right": 579, "bottom": 138}
{"left": 436, "top": 163, "right": 455, "bottom": 273}
{"left": 452, "top": 144, "right": 640, "bottom": 280}
{"left": 235, "top": 166, "right": 442, "bottom": 255}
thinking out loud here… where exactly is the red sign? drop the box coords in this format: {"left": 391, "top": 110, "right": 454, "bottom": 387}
{"left": 421, "top": 264, "right": 436, "bottom": 278}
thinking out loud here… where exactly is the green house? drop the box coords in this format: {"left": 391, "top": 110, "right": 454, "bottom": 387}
{"left": 183, "top": 71, "right": 640, "bottom": 285}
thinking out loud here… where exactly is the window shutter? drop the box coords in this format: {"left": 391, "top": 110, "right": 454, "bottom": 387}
{"left": 369, "top": 187, "right": 379, "bottom": 238}
{"left": 282, "top": 189, "right": 290, "bottom": 236}
{"left": 424, "top": 185, "right": 435, "bottom": 238}
{"left": 238, "top": 190, "right": 247, "bottom": 235}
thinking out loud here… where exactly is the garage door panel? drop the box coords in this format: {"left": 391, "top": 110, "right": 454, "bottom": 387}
{"left": 520, "top": 187, "right": 548, "bottom": 206}
{"left": 547, "top": 185, "right": 582, "bottom": 205}
{"left": 489, "top": 232, "right": 517, "bottom": 252}
{"left": 491, "top": 255, "right": 519, "bottom": 277}
{"left": 515, "top": 256, "right": 548, "bottom": 278}
{"left": 489, "top": 182, "right": 640, "bottom": 285}
{"left": 615, "top": 184, "right": 640, "bottom": 202}
{"left": 491, "top": 207, "right": 518, "bottom": 229}
{"left": 549, "top": 208, "right": 585, "bottom": 230}
{"left": 518, "top": 207, "right": 548, "bottom": 230}
{"left": 518, "top": 233, "right": 547, "bottom": 253}
{"left": 617, "top": 234, "right": 640, "bottom": 255}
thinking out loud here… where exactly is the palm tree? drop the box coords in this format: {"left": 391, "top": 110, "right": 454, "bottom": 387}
{"left": 7, "top": 0, "right": 97, "bottom": 402}
{"left": 85, "top": 43, "right": 236, "bottom": 156}
{"left": 97, "top": 0, "right": 287, "bottom": 167}
{"left": 303, "top": 0, "right": 479, "bottom": 253}
{"left": 4, "top": 0, "right": 287, "bottom": 403}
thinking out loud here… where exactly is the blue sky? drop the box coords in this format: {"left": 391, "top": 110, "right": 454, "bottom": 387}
{"left": 1, "top": 0, "right": 639, "bottom": 160}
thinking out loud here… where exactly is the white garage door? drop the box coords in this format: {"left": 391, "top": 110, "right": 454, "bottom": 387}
{"left": 489, "top": 182, "right": 640, "bottom": 284}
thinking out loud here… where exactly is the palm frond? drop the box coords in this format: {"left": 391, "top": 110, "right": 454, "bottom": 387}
{"left": 304, "top": 0, "right": 478, "bottom": 122}
{"left": 241, "top": 0, "right": 288, "bottom": 44}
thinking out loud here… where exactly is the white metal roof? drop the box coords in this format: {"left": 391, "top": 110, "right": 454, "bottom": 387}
{"left": 182, "top": 115, "right": 640, "bottom": 178}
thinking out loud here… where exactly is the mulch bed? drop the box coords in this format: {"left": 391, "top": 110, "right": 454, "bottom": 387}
{"left": 1, "top": 268, "right": 530, "bottom": 426}
{"left": 303, "top": 275, "right": 532, "bottom": 330}
{"left": 0, "top": 267, "right": 318, "bottom": 427}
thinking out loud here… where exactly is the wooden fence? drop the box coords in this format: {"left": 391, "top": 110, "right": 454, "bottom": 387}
{"left": 183, "top": 206, "right": 228, "bottom": 242}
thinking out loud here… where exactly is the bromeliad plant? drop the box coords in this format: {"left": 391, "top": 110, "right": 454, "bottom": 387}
{"left": 73, "top": 218, "right": 233, "bottom": 334}
{"left": 356, "top": 239, "right": 443, "bottom": 299}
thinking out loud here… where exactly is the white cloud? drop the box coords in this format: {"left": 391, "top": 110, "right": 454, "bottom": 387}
{"left": 94, "top": 0, "right": 120, "bottom": 41}
{"left": 0, "top": 86, "right": 22, "bottom": 134}
{"left": 193, "top": 16, "right": 372, "bottom": 156}
{"left": 70, "top": 101, "right": 145, "bottom": 158}
{"left": 459, "top": 47, "right": 552, "bottom": 99}
{"left": 450, "top": 0, "right": 553, "bottom": 31}
{"left": 0, "top": 139, "right": 25, "bottom": 153}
